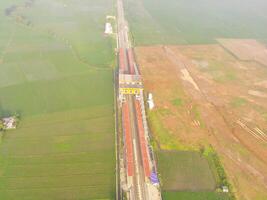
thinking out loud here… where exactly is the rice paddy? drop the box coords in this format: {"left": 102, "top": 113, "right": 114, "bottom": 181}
{"left": 0, "top": 0, "right": 116, "bottom": 199}
{"left": 125, "top": 0, "right": 267, "bottom": 45}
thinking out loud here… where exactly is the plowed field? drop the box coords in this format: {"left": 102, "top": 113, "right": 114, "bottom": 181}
{"left": 136, "top": 44, "right": 267, "bottom": 200}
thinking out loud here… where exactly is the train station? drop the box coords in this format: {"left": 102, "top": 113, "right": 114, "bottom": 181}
{"left": 119, "top": 73, "right": 143, "bottom": 100}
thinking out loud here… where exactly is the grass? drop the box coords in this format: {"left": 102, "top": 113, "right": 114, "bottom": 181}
{"left": 264, "top": 113, "right": 267, "bottom": 122}
{"left": 202, "top": 146, "right": 236, "bottom": 200}
{"left": 0, "top": 70, "right": 114, "bottom": 117}
{"left": 171, "top": 98, "right": 183, "bottom": 107}
{"left": 206, "top": 63, "right": 238, "bottom": 83}
{"left": 3, "top": 0, "right": 116, "bottom": 68}
{"left": 192, "top": 105, "right": 205, "bottom": 128}
{"left": 230, "top": 97, "right": 248, "bottom": 108}
{"left": 162, "top": 191, "right": 230, "bottom": 200}
{"left": 157, "top": 150, "right": 232, "bottom": 200}
{"left": 157, "top": 150, "right": 216, "bottom": 191}
{"left": 125, "top": 0, "right": 267, "bottom": 45}
{"left": 0, "top": 106, "right": 116, "bottom": 200}
{"left": 0, "top": 0, "right": 116, "bottom": 199}
{"left": 214, "top": 71, "right": 237, "bottom": 83}
{"left": 148, "top": 110, "right": 187, "bottom": 150}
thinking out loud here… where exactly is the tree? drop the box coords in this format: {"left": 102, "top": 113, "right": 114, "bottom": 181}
{"left": 0, "top": 120, "right": 4, "bottom": 131}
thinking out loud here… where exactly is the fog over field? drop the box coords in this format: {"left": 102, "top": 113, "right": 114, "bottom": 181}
{"left": 125, "top": 0, "right": 267, "bottom": 45}
{"left": 0, "top": 0, "right": 266, "bottom": 200}
{"left": 0, "top": 0, "right": 116, "bottom": 199}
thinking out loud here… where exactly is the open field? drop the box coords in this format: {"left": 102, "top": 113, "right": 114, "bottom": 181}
{"left": 0, "top": 106, "right": 115, "bottom": 199}
{"left": 158, "top": 151, "right": 216, "bottom": 191}
{"left": 157, "top": 150, "right": 230, "bottom": 200}
{"left": 0, "top": 0, "right": 116, "bottom": 199}
{"left": 162, "top": 191, "right": 230, "bottom": 200}
{"left": 217, "top": 39, "right": 267, "bottom": 67}
{"left": 136, "top": 44, "right": 267, "bottom": 200}
{"left": 1, "top": 0, "right": 116, "bottom": 68}
{"left": 125, "top": 0, "right": 267, "bottom": 45}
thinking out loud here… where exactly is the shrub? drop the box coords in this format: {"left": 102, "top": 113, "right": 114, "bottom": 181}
{"left": 202, "top": 145, "right": 236, "bottom": 200}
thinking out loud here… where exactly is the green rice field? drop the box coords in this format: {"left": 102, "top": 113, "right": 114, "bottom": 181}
{"left": 125, "top": 0, "right": 267, "bottom": 45}
{"left": 0, "top": 0, "right": 116, "bottom": 199}
{"left": 162, "top": 191, "right": 230, "bottom": 200}
{"left": 158, "top": 151, "right": 216, "bottom": 191}
{"left": 158, "top": 151, "right": 230, "bottom": 200}
{"left": 0, "top": 106, "right": 115, "bottom": 199}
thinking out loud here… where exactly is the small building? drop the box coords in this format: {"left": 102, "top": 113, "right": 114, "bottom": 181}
{"left": 148, "top": 100, "right": 154, "bottom": 110}
{"left": 2, "top": 117, "right": 17, "bottom": 130}
{"left": 148, "top": 93, "right": 153, "bottom": 100}
{"left": 104, "top": 23, "right": 113, "bottom": 34}
{"left": 222, "top": 186, "right": 229, "bottom": 193}
{"left": 150, "top": 172, "right": 159, "bottom": 186}
{"left": 147, "top": 93, "right": 155, "bottom": 110}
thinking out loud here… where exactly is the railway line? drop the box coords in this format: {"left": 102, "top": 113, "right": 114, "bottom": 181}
{"left": 116, "top": 0, "right": 161, "bottom": 199}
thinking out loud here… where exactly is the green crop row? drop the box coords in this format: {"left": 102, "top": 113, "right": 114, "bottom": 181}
{"left": 202, "top": 146, "right": 236, "bottom": 200}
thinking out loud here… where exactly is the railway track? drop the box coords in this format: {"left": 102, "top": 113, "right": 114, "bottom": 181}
{"left": 116, "top": 0, "right": 161, "bottom": 200}
{"left": 117, "top": 0, "right": 147, "bottom": 198}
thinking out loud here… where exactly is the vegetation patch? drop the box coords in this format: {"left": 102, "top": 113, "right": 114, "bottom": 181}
{"left": 125, "top": 0, "right": 267, "bottom": 45}
{"left": 148, "top": 110, "right": 186, "bottom": 150}
{"left": 0, "top": 106, "right": 115, "bottom": 200}
{"left": 201, "top": 146, "right": 236, "bottom": 200}
{"left": 0, "top": 0, "right": 116, "bottom": 199}
{"left": 162, "top": 191, "right": 230, "bottom": 200}
{"left": 262, "top": 112, "right": 267, "bottom": 122}
{"left": 171, "top": 98, "right": 183, "bottom": 107}
{"left": 230, "top": 97, "right": 247, "bottom": 108}
{"left": 157, "top": 149, "right": 234, "bottom": 200}
{"left": 192, "top": 105, "right": 205, "bottom": 128}
{"left": 213, "top": 71, "right": 237, "bottom": 83}
{"left": 157, "top": 150, "right": 216, "bottom": 191}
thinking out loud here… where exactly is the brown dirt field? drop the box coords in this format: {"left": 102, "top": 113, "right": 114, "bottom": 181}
{"left": 135, "top": 44, "right": 267, "bottom": 200}
{"left": 217, "top": 39, "right": 267, "bottom": 67}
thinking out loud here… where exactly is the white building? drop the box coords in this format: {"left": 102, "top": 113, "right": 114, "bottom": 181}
{"left": 2, "top": 117, "right": 16, "bottom": 129}
{"left": 222, "top": 186, "right": 229, "bottom": 193}
{"left": 148, "top": 93, "right": 153, "bottom": 100}
{"left": 147, "top": 93, "right": 155, "bottom": 110}
{"left": 104, "top": 23, "right": 113, "bottom": 34}
{"left": 148, "top": 100, "right": 155, "bottom": 110}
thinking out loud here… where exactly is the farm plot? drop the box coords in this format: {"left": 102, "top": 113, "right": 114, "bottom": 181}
{"left": 2, "top": 0, "right": 116, "bottom": 68}
{"left": 0, "top": 0, "right": 116, "bottom": 199}
{"left": 158, "top": 151, "right": 216, "bottom": 191}
{"left": 157, "top": 151, "right": 230, "bottom": 200}
{"left": 136, "top": 45, "right": 267, "bottom": 200}
{"left": 125, "top": 0, "right": 267, "bottom": 45}
{"left": 217, "top": 39, "right": 267, "bottom": 67}
{"left": 0, "top": 67, "right": 114, "bottom": 117}
{"left": 0, "top": 24, "right": 90, "bottom": 88}
{"left": 162, "top": 191, "right": 230, "bottom": 200}
{"left": 0, "top": 106, "right": 115, "bottom": 200}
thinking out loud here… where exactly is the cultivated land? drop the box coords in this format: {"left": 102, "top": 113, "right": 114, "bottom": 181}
{"left": 123, "top": 0, "right": 267, "bottom": 199}
{"left": 136, "top": 44, "right": 267, "bottom": 200}
{"left": 125, "top": 0, "right": 267, "bottom": 45}
{"left": 0, "top": 0, "right": 115, "bottom": 199}
{"left": 0, "top": 106, "right": 115, "bottom": 199}
{"left": 158, "top": 151, "right": 216, "bottom": 191}
{"left": 217, "top": 39, "right": 267, "bottom": 67}
{"left": 162, "top": 191, "right": 230, "bottom": 200}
